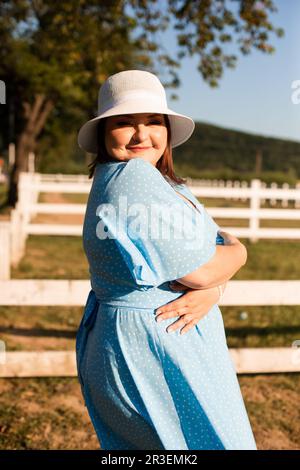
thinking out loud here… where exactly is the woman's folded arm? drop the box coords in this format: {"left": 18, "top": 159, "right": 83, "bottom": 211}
{"left": 177, "top": 241, "right": 247, "bottom": 290}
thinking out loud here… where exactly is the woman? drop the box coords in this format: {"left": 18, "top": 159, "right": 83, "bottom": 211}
{"left": 76, "top": 70, "right": 257, "bottom": 450}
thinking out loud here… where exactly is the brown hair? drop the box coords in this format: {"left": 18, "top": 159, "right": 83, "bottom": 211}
{"left": 87, "top": 114, "right": 187, "bottom": 186}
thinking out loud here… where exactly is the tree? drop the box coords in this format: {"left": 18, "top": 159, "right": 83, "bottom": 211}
{"left": 0, "top": 0, "right": 284, "bottom": 207}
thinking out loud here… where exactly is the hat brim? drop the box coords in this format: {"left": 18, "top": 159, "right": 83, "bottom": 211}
{"left": 77, "top": 103, "right": 195, "bottom": 154}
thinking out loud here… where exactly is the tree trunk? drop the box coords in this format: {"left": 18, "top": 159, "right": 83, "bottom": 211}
{"left": 5, "top": 94, "right": 54, "bottom": 208}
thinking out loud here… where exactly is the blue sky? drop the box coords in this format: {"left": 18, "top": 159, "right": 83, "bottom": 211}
{"left": 155, "top": 0, "right": 300, "bottom": 143}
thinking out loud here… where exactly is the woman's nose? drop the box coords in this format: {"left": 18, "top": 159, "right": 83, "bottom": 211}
{"left": 133, "top": 124, "right": 149, "bottom": 140}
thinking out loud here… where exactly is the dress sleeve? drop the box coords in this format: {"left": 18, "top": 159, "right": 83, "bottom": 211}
{"left": 97, "top": 158, "right": 218, "bottom": 289}
{"left": 202, "top": 208, "right": 225, "bottom": 245}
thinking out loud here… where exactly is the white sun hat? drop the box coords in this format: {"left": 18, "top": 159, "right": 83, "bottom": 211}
{"left": 77, "top": 69, "right": 195, "bottom": 154}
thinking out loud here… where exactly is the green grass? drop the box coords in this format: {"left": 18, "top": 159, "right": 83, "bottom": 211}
{"left": 223, "top": 306, "right": 300, "bottom": 348}
{"left": 11, "top": 236, "right": 89, "bottom": 279}
{"left": 234, "top": 239, "right": 300, "bottom": 280}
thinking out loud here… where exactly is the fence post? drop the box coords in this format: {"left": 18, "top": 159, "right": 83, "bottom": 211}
{"left": 10, "top": 209, "right": 18, "bottom": 264}
{"left": 249, "top": 179, "right": 261, "bottom": 243}
{"left": 226, "top": 180, "right": 233, "bottom": 199}
{"left": 10, "top": 209, "right": 26, "bottom": 266}
{"left": 233, "top": 180, "right": 240, "bottom": 201}
{"left": 270, "top": 182, "right": 277, "bottom": 206}
{"left": 241, "top": 181, "right": 248, "bottom": 202}
{"left": 281, "top": 183, "right": 289, "bottom": 208}
{"left": 8, "top": 143, "right": 15, "bottom": 167}
{"left": 296, "top": 182, "right": 300, "bottom": 209}
{"left": 28, "top": 151, "right": 35, "bottom": 173}
{"left": 260, "top": 182, "right": 267, "bottom": 205}
{"left": 0, "top": 222, "right": 11, "bottom": 279}
{"left": 11, "top": 172, "right": 31, "bottom": 267}
{"left": 18, "top": 172, "right": 32, "bottom": 250}
{"left": 30, "top": 172, "right": 40, "bottom": 218}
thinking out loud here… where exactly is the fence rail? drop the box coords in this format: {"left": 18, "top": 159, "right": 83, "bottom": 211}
{"left": 0, "top": 279, "right": 299, "bottom": 377}
{"left": 1, "top": 347, "right": 299, "bottom": 378}
{"left": 1, "top": 279, "right": 300, "bottom": 306}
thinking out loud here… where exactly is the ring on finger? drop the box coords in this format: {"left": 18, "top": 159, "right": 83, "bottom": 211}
{"left": 168, "top": 315, "right": 187, "bottom": 332}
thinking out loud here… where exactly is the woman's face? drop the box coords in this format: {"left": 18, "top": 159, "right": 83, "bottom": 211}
{"left": 104, "top": 113, "right": 168, "bottom": 166}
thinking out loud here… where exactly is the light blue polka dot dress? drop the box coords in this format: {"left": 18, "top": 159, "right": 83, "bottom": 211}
{"left": 76, "top": 158, "right": 257, "bottom": 450}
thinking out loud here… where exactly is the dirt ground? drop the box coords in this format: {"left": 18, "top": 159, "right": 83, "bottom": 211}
{"left": 0, "top": 373, "right": 299, "bottom": 450}
{"left": 0, "top": 377, "right": 99, "bottom": 450}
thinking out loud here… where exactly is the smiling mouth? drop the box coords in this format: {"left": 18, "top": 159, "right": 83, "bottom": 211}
{"left": 128, "top": 146, "right": 152, "bottom": 150}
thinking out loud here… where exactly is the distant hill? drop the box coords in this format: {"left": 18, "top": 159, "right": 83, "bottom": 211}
{"left": 173, "top": 122, "right": 300, "bottom": 184}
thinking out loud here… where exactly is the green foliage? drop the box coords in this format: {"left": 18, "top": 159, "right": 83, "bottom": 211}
{"left": 0, "top": 0, "right": 285, "bottom": 195}
{"left": 0, "top": 1, "right": 148, "bottom": 148}
{"left": 168, "top": 0, "right": 283, "bottom": 87}
{"left": 0, "top": 0, "right": 283, "bottom": 149}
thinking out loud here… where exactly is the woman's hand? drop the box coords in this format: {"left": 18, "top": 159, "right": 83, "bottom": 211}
{"left": 155, "top": 281, "right": 221, "bottom": 336}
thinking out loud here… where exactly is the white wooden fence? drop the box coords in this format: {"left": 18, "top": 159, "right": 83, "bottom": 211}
{"left": 186, "top": 177, "right": 300, "bottom": 208}
{"left": 0, "top": 172, "right": 300, "bottom": 278}
{"left": 23, "top": 174, "right": 300, "bottom": 243}
{"left": 0, "top": 279, "right": 299, "bottom": 377}
{"left": 1, "top": 173, "right": 299, "bottom": 378}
